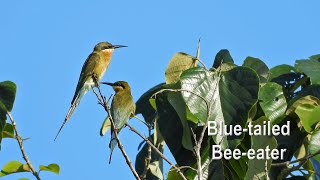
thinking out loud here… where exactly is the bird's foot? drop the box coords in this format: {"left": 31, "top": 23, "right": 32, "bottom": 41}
{"left": 92, "top": 73, "right": 100, "bottom": 88}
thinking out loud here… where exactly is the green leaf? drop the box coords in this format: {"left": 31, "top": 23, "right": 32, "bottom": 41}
{"left": 155, "top": 90, "right": 196, "bottom": 165}
{"left": 165, "top": 52, "right": 198, "bottom": 84}
{"left": 212, "top": 49, "right": 234, "bottom": 68}
{"left": 295, "top": 59, "right": 320, "bottom": 84}
{"left": 309, "top": 129, "right": 320, "bottom": 162}
{"left": 136, "top": 83, "right": 165, "bottom": 124}
{"left": 100, "top": 116, "right": 111, "bottom": 136}
{"left": 168, "top": 89, "right": 193, "bottom": 151}
{"left": 2, "top": 123, "right": 15, "bottom": 138}
{"left": 39, "top": 163, "right": 60, "bottom": 175}
{"left": 268, "top": 64, "right": 296, "bottom": 81}
{"left": 296, "top": 105, "right": 320, "bottom": 133}
{"left": 180, "top": 67, "right": 259, "bottom": 149}
{"left": 286, "top": 95, "right": 320, "bottom": 116}
{"left": 309, "top": 54, "right": 320, "bottom": 61}
{"left": 135, "top": 133, "right": 164, "bottom": 180}
{"left": 243, "top": 56, "right": 269, "bottom": 83}
{"left": 0, "top": 81, "right": 16, "bottom": 148}
{"left": 18, "top": 178, "right": 30, "bottom": 180}
{"left": 0, "top": 160, "right": 30, "bottom": 177}
{"left": 245, "top": 117, "right": 277, "bottom": 180}
{"left": 167, "top": 166, "right": 185, "bottom": 180}
{"left": 0, "top": 81, "right": 17, "bottom": 112}
{"left": 259, "top": 82, "right": 287, "bottom": 124}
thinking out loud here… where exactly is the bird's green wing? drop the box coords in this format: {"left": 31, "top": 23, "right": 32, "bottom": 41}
{"left": 71, "top": 52, "right": 100, "bottom": 104}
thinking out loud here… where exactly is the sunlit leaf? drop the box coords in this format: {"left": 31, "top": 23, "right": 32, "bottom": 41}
{"left": 259, "top": 82, "right": 287, "bottom": 124}
{"left": 180, "top": 67, "right": 259, "bottom": 149}
{"left": 100, "top": 116, "right": 111, "bottom": 136}
{"left": 296, "top": 105, "right": 320, "bottom": 133}
{"left": 165, "top": 52, "right": 198, "bottom": 84}
{"left": 39, "top": 163, "right": 60, "bottom": 175}
{"left": 0, "top": 160, "right": 30, "bottom": 177}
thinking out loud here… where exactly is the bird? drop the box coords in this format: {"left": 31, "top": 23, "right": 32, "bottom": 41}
{"left": 54, "top": 42, "right": 127, "bottom": 141}
{"left": 101, "top": 81, "right": 135, "bottom": 163}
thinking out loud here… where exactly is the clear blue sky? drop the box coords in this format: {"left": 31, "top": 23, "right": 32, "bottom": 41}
{"left": 1, "top": 1, "right": 319, "bottom": 179}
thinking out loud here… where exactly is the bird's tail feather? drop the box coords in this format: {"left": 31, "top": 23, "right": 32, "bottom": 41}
{"left": 54, "top": 89, "right": 86, "bottom": 141}
{"left": 109, "top": 131, "right": 117, "bottom": 164}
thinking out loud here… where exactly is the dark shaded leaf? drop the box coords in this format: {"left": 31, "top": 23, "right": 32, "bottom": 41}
{"left": 268, "top": 64, "right": 297, "bottom": 81}
{"left": 136, "top": 83, "right": 165, "bottom": 124}
{"left": 245, "top": 117, "right": 277, "bottom": 180}
{"left": 2, "top": 123, "right": 15, "bottom": 138}
{"left": 212, "top": 49, "right": 234, "bottom": 68}
{"left": 243, "top": 56, "right": 269, "bottom": 83}
{"left": 155, "top": 90, "right": 195, "bottom": 166}
{"left": 135, "top": 133, "right": 164, "bottom": 180}
{"left": 295, "top": 59, "right": 320, "bottom": 85}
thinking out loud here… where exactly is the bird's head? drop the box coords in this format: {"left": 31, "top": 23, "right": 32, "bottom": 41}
{"left": 94, "top": 42, "right": 127, "bottom": 52}
{"left": 101, "top": 81, "right": 131, "bottom": 93}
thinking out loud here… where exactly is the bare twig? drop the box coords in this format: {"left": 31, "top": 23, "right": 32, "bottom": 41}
{"left": 271, "top": 150, "right": 320, "bottom": 167}
{"left": 126, "top": 123, "right": 188, "bottom": 180}
{"left": 92, "top": 77, "right": 140, "bottom": 180}
{"left": 7, "top": 112, "right": 41, "bottom": 180}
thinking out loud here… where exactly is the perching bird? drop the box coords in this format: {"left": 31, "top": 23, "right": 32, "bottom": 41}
{"left": 54, "top": 42, "right": 127, "bottom": 141}
{"left": 101, "top": 81, "right": 135, "bottom": 163}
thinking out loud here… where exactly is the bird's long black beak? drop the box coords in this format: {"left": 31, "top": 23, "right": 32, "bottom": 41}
{"left": 101, "top": 82, "right": 114, "bottom": 86}
{"left": 113, "top": 45, "right": 127, "bottom": 49}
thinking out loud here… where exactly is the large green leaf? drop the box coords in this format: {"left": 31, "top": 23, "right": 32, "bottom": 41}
{"left": 286, "top": 95, "right": 320, "bottom": 116}
{"left": 135, "top": 132, "right": 165, "bottom": 180}
{"left": 2, "top": 123, "right": 15, "bottom": 138}
{"left": 180, "top": 67, "right": 259, "bottom": 149}
{"left": 295, "top": 59, "right": 320, "bottom": 85}
{"left": 243, "top": 56, "right": 269, "bottom": 83}
{"left": 296, "top": 105, "right": 320, "bottom": 133}
{"left": 136, "top": 83, "right": 165, "bottom": 124}
{"left": 309, "top": 129, "right": 320, "bottom": 162}
{"left": 39, "top": 163, "right": 60, "bottom": 175}
{"left": 167, "top": 90, "right": 193, "bottom": 151}
{"left": 245, "top": 117, "right": 277, "bottom": 180}
{"left": 0, "top": 81, "right": 17, "bottom": 150}
{"left": 259, "top": 82, "right": 287, "bottom": 124}
{"left": 212, "top": 49, "right": 234, "bottom": 68}
{"left": 0, "top": 81, "right": 17, "bottom": 112}
{"left": 165, "top": 52, "right": 198, "bottom": 84}
{"left": 0, "top": 161, "right": 30, "bottom": 177}
{"left": 268, "top": 64, "right": 296, "bottom": 81}
{"left": 155, "top": 90, "right": 196, "bottom": 166}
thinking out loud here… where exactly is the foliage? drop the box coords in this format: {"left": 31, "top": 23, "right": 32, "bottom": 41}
{"left": 135, "top": 46, "right": 320, "bottom": 180}
{"left": 0, "top": 81, "right": 60, "bottom": 179}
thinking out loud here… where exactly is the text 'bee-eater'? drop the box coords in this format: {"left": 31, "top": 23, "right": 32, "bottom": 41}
{"left": 101, "top": 81, "right": 135, "bottom": 163}
{"left": 54, "top": 42, "right": 127, "bottom": 141}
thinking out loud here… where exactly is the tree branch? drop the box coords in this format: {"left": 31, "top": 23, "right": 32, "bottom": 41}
{"left": 92, "top": 78, "right": 141, "bottom": 180}
{"left": 7, "top": 112, "right": 41, "bottom": 180}
{"left": 125, "top": 123, "right": 188, "bottom": 180}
